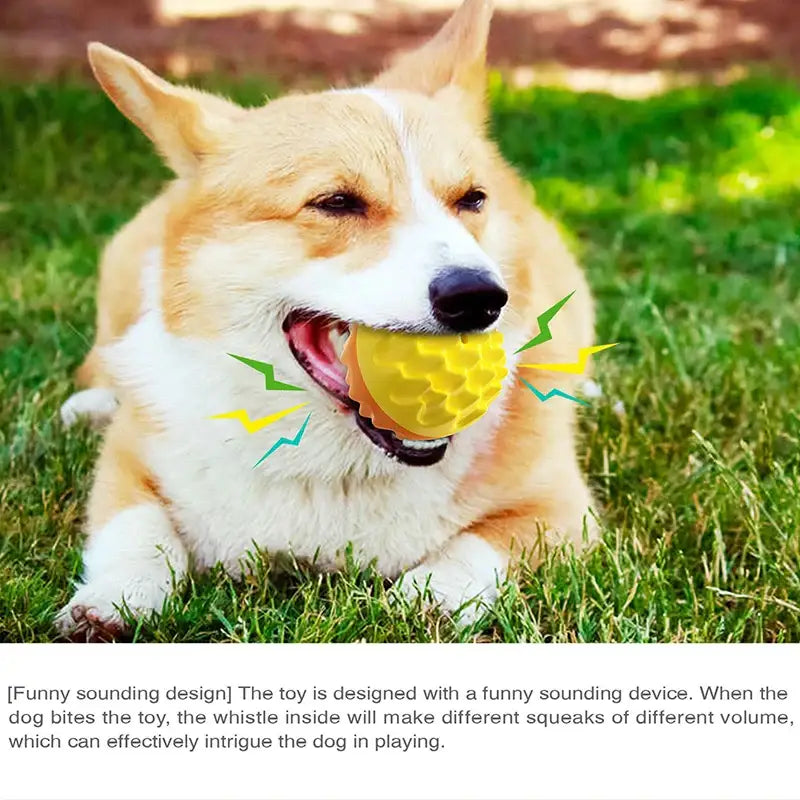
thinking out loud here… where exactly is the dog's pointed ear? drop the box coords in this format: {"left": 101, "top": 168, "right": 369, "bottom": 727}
{"left": 87, "top": 42, "right": 243, "bottom": 176}
{"left": 371, "top": 0, "right": 493, "bottom": 120}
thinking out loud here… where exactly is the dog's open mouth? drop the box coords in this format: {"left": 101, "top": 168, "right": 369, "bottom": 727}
{"left": 283, "top": 311, "right": 450, "bottom": 466}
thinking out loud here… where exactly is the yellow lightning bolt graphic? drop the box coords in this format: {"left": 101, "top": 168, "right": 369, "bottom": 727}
{"left": 210, "top": 402, "right": 308, "bottom": 434}
{"left": 519, "top": 343, "right": 618, "bottom": 374}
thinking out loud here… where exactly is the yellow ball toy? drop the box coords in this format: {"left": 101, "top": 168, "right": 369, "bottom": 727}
{"left": 341, "top": 325, "right": 508, "bottom": 441}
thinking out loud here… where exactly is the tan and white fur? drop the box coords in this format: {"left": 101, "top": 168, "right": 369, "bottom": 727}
{"left": 58, "top": 0, "right": 598, "bottom": 640}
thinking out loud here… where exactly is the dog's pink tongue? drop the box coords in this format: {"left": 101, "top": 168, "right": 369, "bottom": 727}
{"left": 287, "top": 317, "right": 349, "bottom": 394}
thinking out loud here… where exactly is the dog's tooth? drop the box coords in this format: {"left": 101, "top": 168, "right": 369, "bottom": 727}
{"left": 401, "top": 437, "right": 447, "bottom": 450}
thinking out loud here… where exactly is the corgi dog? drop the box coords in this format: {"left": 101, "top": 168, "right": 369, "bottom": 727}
{"left": 58, "top": 0, "right": 598, "bottom": 641}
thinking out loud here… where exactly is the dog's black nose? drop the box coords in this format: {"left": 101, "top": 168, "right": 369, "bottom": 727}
{"left": 429, "top": 268, "right": 508, "bottom": 332}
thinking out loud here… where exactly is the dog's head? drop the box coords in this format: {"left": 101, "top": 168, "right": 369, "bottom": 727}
{"left": 90, "top": 0, "right": 530, "bottom": 468}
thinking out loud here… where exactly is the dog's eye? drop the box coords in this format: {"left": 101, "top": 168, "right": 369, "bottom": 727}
{"left": 455, "top": 188, "right": 487, "bottom": 212}
{"left": 310, "top": 193, "right": 367, "bottom": 216}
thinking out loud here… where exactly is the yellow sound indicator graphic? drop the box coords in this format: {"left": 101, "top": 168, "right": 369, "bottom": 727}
{"left": 210, "top": 403, "right": 309, "bottom": 434}
{"left": 519, "top": 343, "right": 618, "bottom": 374}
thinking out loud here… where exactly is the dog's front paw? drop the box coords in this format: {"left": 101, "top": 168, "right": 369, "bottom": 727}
{"left": 56, "top": 584, "right": 129, "bottom": 642}
{"left": 395, "top": 534, "right": 507, "bottom": 626}
{"left": 56, "top": 575, "right": 168, "bottom": 642}
{"left": 56, "top": 599, "right": 127, "bottom": 643}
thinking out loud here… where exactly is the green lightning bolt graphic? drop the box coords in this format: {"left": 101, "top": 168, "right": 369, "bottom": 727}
{"left": 228, "top": 353, "right": 305, "bottom": 392}
{"left": 514, "top": 291, "right": 575, "bottom": 354}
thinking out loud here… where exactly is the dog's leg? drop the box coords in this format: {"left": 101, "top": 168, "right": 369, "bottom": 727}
{"left": 57, "top": 504, "right": 186, "bottom": 641}
{"left": 396, "top": 533, "right": 508, "bottom": 626}
{"left": 56, "top": 422, "right": 188, "bottom": 641}
{"left": 397, "top": 467, "right": 597, "bottom": 626}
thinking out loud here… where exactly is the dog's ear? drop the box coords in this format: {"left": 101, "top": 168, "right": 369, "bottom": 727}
{"left": 371, "top": 0, "right": 493, "bottom": 121}
{"left": 87, "top": 42, "right": 243, "bottom": 176}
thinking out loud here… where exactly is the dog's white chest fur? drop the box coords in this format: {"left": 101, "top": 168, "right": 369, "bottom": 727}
{"left": 150, "top": 449, "right": 461, "bottom": 576}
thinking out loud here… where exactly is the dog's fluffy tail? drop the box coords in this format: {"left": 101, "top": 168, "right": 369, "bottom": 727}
{"left": 62, "top": 349, "right": 118, "bottom": 428}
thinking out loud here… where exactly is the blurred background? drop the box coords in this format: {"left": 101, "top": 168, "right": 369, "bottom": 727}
{"left": 1, "top": 0, "right": 798, "bottom": 95}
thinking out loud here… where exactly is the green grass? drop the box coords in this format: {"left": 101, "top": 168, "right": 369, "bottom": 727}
{"left": 1, "top": 74, "right": 799, "bottom": 643}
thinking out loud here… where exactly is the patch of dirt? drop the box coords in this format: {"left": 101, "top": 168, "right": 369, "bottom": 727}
{"left": 1, "top": 0, "right": 798, "bottom": 86}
